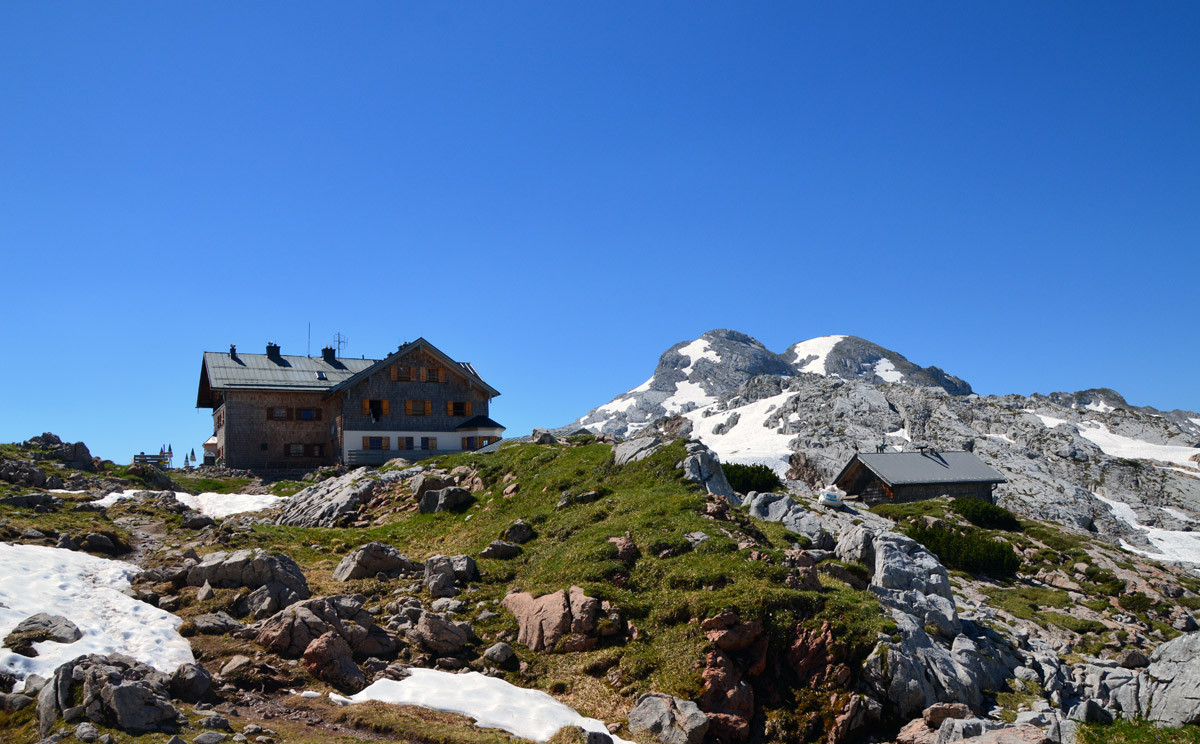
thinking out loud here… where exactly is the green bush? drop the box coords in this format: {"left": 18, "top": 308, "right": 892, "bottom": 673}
{"left": 950, "top": 497, "right": 1021, "bottom": 532}
{"left": 723, "top": 463, "right": 783, "bottom": 494}
{"left": 905, "top": 523, "right": 1021, "bottom": 578}
{"left": 1118, "top": 592, "right": 1155, "bottom": 614}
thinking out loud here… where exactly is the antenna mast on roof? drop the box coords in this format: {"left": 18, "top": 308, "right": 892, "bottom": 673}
{"left": 307, "top": 322, "right": 311, "bottom": 357}
{"left": 334, "top": 332, "right": 349, "bottom": 356}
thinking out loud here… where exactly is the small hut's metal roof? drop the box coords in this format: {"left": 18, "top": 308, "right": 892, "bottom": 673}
{"left": 836, "top": 451, "right": 1006, "bottom": 487}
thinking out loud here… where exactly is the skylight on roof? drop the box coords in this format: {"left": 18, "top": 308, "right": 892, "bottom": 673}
{"left": 316, "top": 371, "right": 327, "bottom": 380}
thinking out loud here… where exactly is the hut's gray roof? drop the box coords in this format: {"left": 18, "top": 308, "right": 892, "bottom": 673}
{"left": 838, "top": 451, "right": 1006, "bottom": 487}
{"left": 201, "top": 352, "right": 376, "bottom": 393}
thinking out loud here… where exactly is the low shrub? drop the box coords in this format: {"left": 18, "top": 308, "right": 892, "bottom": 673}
{"left": 723, "top": 463, "right": 783, "bottom": 494}
{"left": 906, "top": 523, "right": 1021, "bottom": 578}
{"left": 1118, "top": 592, "right": 1155, "bottom": 614}
{"left": 950, "top": 497, "right": 1021, "bottom": 532}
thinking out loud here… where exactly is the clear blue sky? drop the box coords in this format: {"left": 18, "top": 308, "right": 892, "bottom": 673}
{"left": 1, "top": 3, "right": 1197, "bottom": 462}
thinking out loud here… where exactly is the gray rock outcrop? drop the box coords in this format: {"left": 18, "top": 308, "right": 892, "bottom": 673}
{"left": 186, "top": 549, "right": 310, "bottom": 619}
{"left": 418, "top": 486, "right": 473, "bottom": 514}
{"left": 332, "top": 542, "right": 416, "bottom": 581}
{"left": 679, "top": 441, "right": 736, "bottom": 502}
{"left": 37, "top": 654, "right": 178, "bottom": 736}
{"left": 627, "top": 692, "right": 709, "bottom": 744}
{"left": 254, "top": 594, "right": 395, "bottom": 660}
{"left": 274, "top": 467, "right": 379, "bottom": 527}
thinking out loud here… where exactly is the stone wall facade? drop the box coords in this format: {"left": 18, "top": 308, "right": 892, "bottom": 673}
{"left": 216, "top": 390, "right": 339, "bottom": 470}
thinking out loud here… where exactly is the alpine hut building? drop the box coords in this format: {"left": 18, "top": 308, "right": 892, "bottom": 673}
{"left": 833, "top": 449, "right": 1006, "bottom": 506}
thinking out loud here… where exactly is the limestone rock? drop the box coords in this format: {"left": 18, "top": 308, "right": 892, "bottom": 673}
{"left": 614, "top": 438, "right": 662, "bottom": 466}
{"left": 186, "top": 549, "right": 309, "bottom": 620}
{"left": 503, "top": 519, "right": 536, "bottom": 544}
{"left": 418, "top": 486, "right": 473, "bottom": 514}
{"left": 3, "top": 613, "right": 82, "bottom": 657}
{"left": 405, "top": 612, "right": 473, "bottom": 655}
{"left": 274, "top": 468, "right": 378, "bottom": 527}
{"left": 480, "top": 540, "right": 521, "bottom": 559}
{"left": 627, "top": 692, "right": 709, "bottom": 744}
{"left": 254, "top": 595, "right": 395, "bottom": 660}
{"left": 332, "top": 542, "right": 416, "bottom": 581}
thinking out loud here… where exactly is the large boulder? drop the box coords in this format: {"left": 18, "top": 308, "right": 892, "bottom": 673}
{"left": 627, "top": 693, "right": 709, "bottom": 744}
{"left": 302, "top": 631, "right": 366, "bottom": 692}
{"left": 424, "top": 555, "right": 460, "bottom": 598}
{"left": 37, "top": 655, "right": 178, "bottom": 737}
{"left": 186, "top": 549, "right": 310, "bottom": 619}
{"left": 3, "top": 613, "right": 82, "bottom": 657}
{"left": 418, "top": 487, "right": 473, "bottom": 514}
{"left": 614, "top": 437, "right": 662, "bottom": 466}
{"left": 332, "top": 542, "right": 416, "bottom": 581}
{"left": 274, "top": 468, "right": 378, "bottom": 527}
{"left": 405, "top": 612, "right": 474, "bottom": 655}
{"left": 168, "top": 663, "right": 212, "bottom": 703}
{"left": 679, "top": 441, "right": 736, "bottom": 502}
{"left": 254, "top": 595, "right": 395, "bottom": 660}
{"left": 1144, "top": 631, "right": 1200, "bottom": 726}
{"left": 501, "top": 586, "right": 599, "bottom": 653}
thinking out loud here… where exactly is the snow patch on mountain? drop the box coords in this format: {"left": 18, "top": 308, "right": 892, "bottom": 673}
{"left": 785, "top": 335, "right": 847, "bottom": 374}
{"left": 1092, "top": 492, "right": 1200, "bottom": 565}
{"left": 873, "top": 358, "right": 903, "bottom": 383}
{"left": 1076, "top": 423, "right": 1200, "bottom": 469}
{"left": 684, "top": 391, "right": 796, "bottom": 473}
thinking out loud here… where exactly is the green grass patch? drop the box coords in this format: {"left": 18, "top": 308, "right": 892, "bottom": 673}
{"left": 219, "top": 441, "right": 887, "bottom": 732}
{"left": 981, "top": 584, "right": 1070, "bottom": 621}
{"left": 950, "top": 497, "right": 1021, "bottom": 532}
{"left": 170, "top": 474, "right": 254, "bottom": 494}
{"left": 905, "top": 523, "right": 1021, "bottom": 579}
{"left": 1079, "top": 719, "right": 1200, "bottom": 744}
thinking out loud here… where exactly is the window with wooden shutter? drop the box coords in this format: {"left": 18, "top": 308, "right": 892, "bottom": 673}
{"left": 361, "top": 400, "right": 370, "bottom": 415}
{"left": 438, "top": 368, "right": 446, "bottom": 383}
{"left": 405, "top": 400, "right": 413, "bottom": 415}
{"left": 465, "top": 401, "right": 473, "bottom": 417}
{"left": 446, "top": 401, "right": 454, "bottom": 417}
{"left": 398, "top": 366, "right": 410, "bottom": 381}
{"left": 361, "top": 436, "right": 370, "bottom": 450}
{"left": 389, "top": 365, "right": 398, "bottom": 381}
{"left": 424, "top": 400, "right": 432, "bottom": 416}
{"left": 462, "top": 437, "right": 469, "bottom": 450}
{"left": 382, "top": 437, "right": 391, "bottom": 450}
{"left": 381, "top": 400, "right": 390, "bottom": 416}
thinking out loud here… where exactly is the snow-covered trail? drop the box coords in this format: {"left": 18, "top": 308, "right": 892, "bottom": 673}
{"left": 0, "top": 543, "right": 194, "bottom": 685}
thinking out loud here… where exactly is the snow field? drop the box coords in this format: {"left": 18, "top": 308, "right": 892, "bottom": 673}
{"left": 872, "top": 358, "right": 903, "bottom": 383}
{"left": 1091, "top": 492, "right": 1200, "bottom": 566}
{"left": 332, "top": 668, "right": 633, "bottom": 743}
{"left": 684, "top": 390, "right": 797, "bottom": 474}
{"left": 787, "top": 335, "right": 847, "bottom": 375}
{"left": 0, "top": 543, "right": 194, "bottom": 686}
{"left": 90, "top": 489, "right": 290, "bottom": 518}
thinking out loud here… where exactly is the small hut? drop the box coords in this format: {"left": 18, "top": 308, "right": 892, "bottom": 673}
{"left": 833, "top": 450, "right": 1005, "bottom": 506}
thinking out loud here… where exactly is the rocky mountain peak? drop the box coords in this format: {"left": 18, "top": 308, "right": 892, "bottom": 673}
{"left": 574, "top": 329, "right": 973, "bottom": 437}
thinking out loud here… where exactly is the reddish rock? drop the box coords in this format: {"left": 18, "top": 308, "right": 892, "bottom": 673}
{"left": 971, "top": 725, "right": 1053, "bottom": 744}
{"left": 788, "top": 621, "right": 840, "bottom": 685}
{"left": 897, "top": 718, "right": 937, "bottom": 744}
{"left": 501, "top": 585, "right": 600, "bottom": 652}
{"left": 826, "top": 695, "right": 866, "bottom": 744}
{"left": 302, "top": 632, "right": 365, "bottom": 692}
{"left": 699, "top": 649, "right": 754, "bottom": 740}
{"left": 923, "top": 702, "right": 972, "bottom": 728}
{"left": 607, "top": 536, "right": 639, "bottom": 563}
{"left": 785, "top": 566, "right": 822, "bottom": 591}
{"left": 783, "top": 550, "right": 816, "bottom": 568}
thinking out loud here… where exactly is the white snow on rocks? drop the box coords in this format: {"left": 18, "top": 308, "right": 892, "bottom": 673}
{"left": 873, "top": 358, "right": 904, "bottom": 383}
{"left": 684, "top": 392, "right": 795, "bottom": 474}
{"left": 1084, "top": 400, "right": 1114, "bottom": 413}
{"left": 90, "top": 489, "right": 145, "bottom": 508}
{"left": 676, "top": 338, "right": 720, "bottom": 372}
{"left": 332, "top": 668, "right": 633, "bottom": 744}
{"left": 1092, "top": 493, "right": 1200, "bottom": 566}
{"left": 665, "top": 380, "right": 716, "bottom": 414}
{"left": 0, "top": 543, "right": 194, "bottom": 685}
{"left": 90, "top": 490, "right": 289, "bottom": 518}
{"left": 786, "top": 335, "right": 847, "bottom": 375}
{"left": 1074, "top": 423, "right": 1200, "bottom": 469}
{"left": 175, "top": 492, "right": 289, "bottom": 519}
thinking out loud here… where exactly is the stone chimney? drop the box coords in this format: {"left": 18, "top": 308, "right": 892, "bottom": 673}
{"left": 229, "top": 344, "right": 237, "bottom": 359}
{"left": 322, "top": 346, "right": 336, "bottom": 363}
{"left": 266, "top": 342, "right": 281, "bottom": 361}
